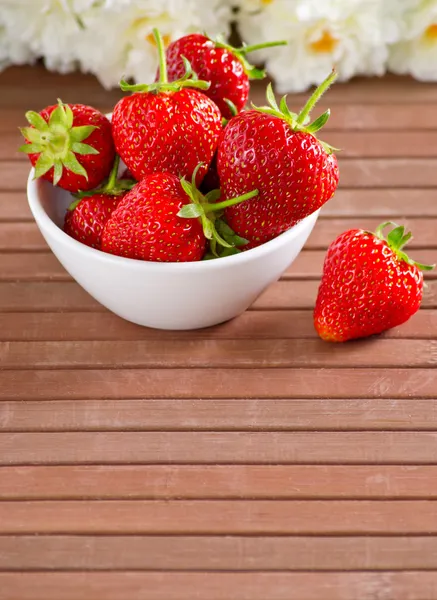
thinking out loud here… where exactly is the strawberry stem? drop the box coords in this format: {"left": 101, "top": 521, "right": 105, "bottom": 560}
{"left": 71, "top": 154, "right": 136, "bottom": 203}
{"left": 239, "top": 40, "right": 287, "bottom": 54}
{"left": 177, "top": 163, "right": 258, "bottom": 251}
{"left": 153, "top": 28, "right": 168, "bottom": 84}
{"left": 296, "top": 69, "right": 338, "bottom": 126}
{"left": 203, "top": 189, "right": 259, "bottom": 212}
{"left": 119, "top": 30, "right": 210, "bottom": 94}
{"left": 105, "top": 154, "right": 120, "bottom": 191}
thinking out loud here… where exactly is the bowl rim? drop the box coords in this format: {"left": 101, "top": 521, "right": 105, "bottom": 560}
{"left": 27, "top": 167, "right": 319, "bottom": 273}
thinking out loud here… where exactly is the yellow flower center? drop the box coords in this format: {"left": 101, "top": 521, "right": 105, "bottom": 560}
{"left": 146, "top": 32, "right": 171, "bottom": 47}
{"left": 424, "top": 23, "right": 437, "bottom": 41}
{"left": 261, "top": 0, "right": 274, "bottom": 4}
{"left": 309, "top": 30, "right": 338, "bottom": 54}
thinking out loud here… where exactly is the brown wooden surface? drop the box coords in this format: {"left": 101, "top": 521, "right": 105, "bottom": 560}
{"left": 1, "top": 64, "right": 437, "bottom": 599}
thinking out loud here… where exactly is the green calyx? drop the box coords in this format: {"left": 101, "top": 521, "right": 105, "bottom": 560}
{"left": 251, "top": 70, "right": 339, "bottom": 154}
{"left": 19, "top": 99, "right": 99, "bottom": 185}
{"left": 374, "top": 221, "right": 435, "bottom": 272}
{"left": 213, "top": 34, "right": 287, "bottom": 80}
{"left": 177, "top": 163, "right": 258, "bottom": 256}
{"left": 120, "top": 28, "right": 210, "bottom": 94}
{"left": 68, "top": 155, "right": 136, "bottom": 209}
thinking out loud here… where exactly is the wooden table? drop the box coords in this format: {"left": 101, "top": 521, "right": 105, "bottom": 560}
{"left": 1, "top": 65, "right": 437, "bottom": 600}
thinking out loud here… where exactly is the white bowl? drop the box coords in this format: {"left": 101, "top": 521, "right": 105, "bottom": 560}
{"left": 27, "top": 171, "right": 319, "bottom": 330}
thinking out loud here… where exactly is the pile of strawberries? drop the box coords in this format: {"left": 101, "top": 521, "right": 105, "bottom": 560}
{"left": 20, "top": 29, "right": 433, "bottom": 342}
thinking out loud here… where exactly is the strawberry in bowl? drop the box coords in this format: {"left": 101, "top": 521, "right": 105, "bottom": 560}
{"left": 111, "top": 29, "right": 222, "bottom": 186}
{"left": 24, "top": 29, "right": 340, "bottom": 330}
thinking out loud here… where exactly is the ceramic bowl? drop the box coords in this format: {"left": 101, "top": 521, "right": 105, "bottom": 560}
{"left": 27, "top": 172, "right": 319, "bottom": 329}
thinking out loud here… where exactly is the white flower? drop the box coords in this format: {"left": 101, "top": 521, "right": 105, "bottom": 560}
{"left": 388, "top": 0, "right": 437, "bottom": 81}
{"left": 237, "top": 0, "right": 395, "bottom": 93}
{"left": 76, "top": 0, "right": 232, "bottom": 88}
{"left": 0, "top": 0, "right": 37, "bottom": 69}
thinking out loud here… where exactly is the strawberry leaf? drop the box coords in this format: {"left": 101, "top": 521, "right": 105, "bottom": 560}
{"left": 20, "top": 127, "right": 42, "bottom": 144}
{"left": 18, "top": 143, "right": 43, "bottom": 154}
{"left": 53, "top": 160, "right": 63, "bottom": 185}
{"left": 33, "top": 153, "right": 53, "bottom": 179}
{"left": 215, "top": 219, "right": 248, "bottom": 247}
{"left": 25, "top": 111, "right": 49, "bottom": 131}
{"left": 307, "top": 109, "right": 331, "bottom": 133}
{"left": 178, "top": 204, "right": 203, "bottom": 219}
{"left": 70, "top": 125, "right": 97, "bottom": 142}
{"left": 71, "top": 142, "right": 99, "bottom": 155}
{"left": 62, "top": 151, "right": 88, "bottom": 179}
{"left": 49, "top": 105, "right": 67, "bottom": 128}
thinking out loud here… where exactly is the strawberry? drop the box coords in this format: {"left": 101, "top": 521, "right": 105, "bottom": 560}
{"left": 111, "top": 29, "right": 222, "bottom": 186}
{"left": 165, "top": 33, "right": 286, "bottom": 120}
{"left": 64, "top": 156, "right": 136, "bottom": 249}
{"left": 217, "top": 71, "right": 340, "bottom": 248}
{"left": 314, "top": 222, "right": 434, "bottom": 342}
{"left": 101, "top": 166, "right": 258, "bottom": 263}
{"left": 20, "top": 100, "right": 115, "bottom": 193}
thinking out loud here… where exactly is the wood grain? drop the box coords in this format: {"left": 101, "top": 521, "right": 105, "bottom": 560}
{"left": 2, "top": 339, "right": 437, "bottom": 369}
{"left": 3, "top": 398, "right": 437, "bottom": 432}
{"left": 1, "top": 571, "right": 437, "bottom": 600}
{"left": 3, "top": 250, "right": 437, "bottom": 281}
{"left": 2, "top": 535, "right": 437, "bottom": 571}
{"left": 1, "top": 280, "right": 436, "bottom": 311}
{"left": 3, "top": 190, "right": 437, "bottom": 222}
{"left": 3, "top": 499, "right": 437, "bottom": 534}
{"left": 2, "top": 68, "right": 437, "bottom": 595}
{"left": 1, "top": 431, "right": 437, "bottom": 464}
{"left": 1, "top": 465, "right": 437, "bottom": 500}
{"left": 1, "top": 310, "right": 436, "bottom": 340}
{"left": 8, "top": 158, "right": 437, "bottom": 190}
{"left": 3, "top": 218, "right": 436, "bottom": 252}
{"left": 8, "top": 129, "right": 437, "bottom": 159}
{"left": 1, "top": 368, "right": 436, "bottom": 400}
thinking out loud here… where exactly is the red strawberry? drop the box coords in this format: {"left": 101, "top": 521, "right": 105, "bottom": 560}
{"left": 20, "top": 100, "right": 115, "bottom": 193}
{"left": 101, "top": 166, "right": 258, "bottom": 263}
{"left": 64, "top": 156, "right": 136, "bottom": 249}
{"left": 217, "top": 72, "right": 339, "bottom": 248}
{"left": 314, "top": 222, "right": 434, "bottom": 342}
{"left": 165, "top": 33, "right": 286, "bottom": 120}
{"left": 111, "top": 29, "right": 222, "bottom": 186}
{"left": 65, "top": 193, "right": 121, "bottom": 249}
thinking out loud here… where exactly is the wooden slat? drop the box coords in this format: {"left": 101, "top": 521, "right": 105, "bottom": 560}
{"left": 7, "top": 103, "right": 437, "bottom": 134}
{"left": 0, "top": 192, "right": 30, "bottom": 220}
{"left": 1, "top": 310, "right": 435, "bottom": 341}
{"left": 0, "top": 397, "right": 427, "bottom": 431}
{"left": 0, "top": 368, "right": 436, "bottom": 400}
{"left": 7, "top": 130, "right": 437, "bottom": 159}
{"left": 1, "top": 571, "right": 437, "bottom": 600}
{"left": 3, "top": 189, "right": 437, "bottom": 223}
{"left": 7, "top": 159, "right": 437, "bottom": 191}
{"left": 324, "top": 189, "right": 437, "bottom": 217}
{"left": 2, "top": 535, "right": 437, "bottom": 571}
{"left": 3, "top": 218, "right": 436, "bottom": 252}
{"left": 2, "top": 339, "right": 437, "bottom": 370}
{"left": 4, "top": 250, "right": 437, "bottom": 281}
{"left": 2, "top": 465, "right": 437, "bottom": 500}
{"left": 0, "top": 222, "right": 46, "bottom": 250}
{"left": 2, "top": 499, "right": 437, "bottom": 534}
{"left": 327, "top": 131, "right": 437, "bottom": 156}
{"left": 4, "top": 65, "right": 437, "bottom": 107}
{"left": 3, "top": 398, "right": 437, "bottom": 432}
{"left": 1, "top": 280, "right": 436, "bottom": 311}
{"left": 1, "top": 431, "right": 437, "bottom": 464}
